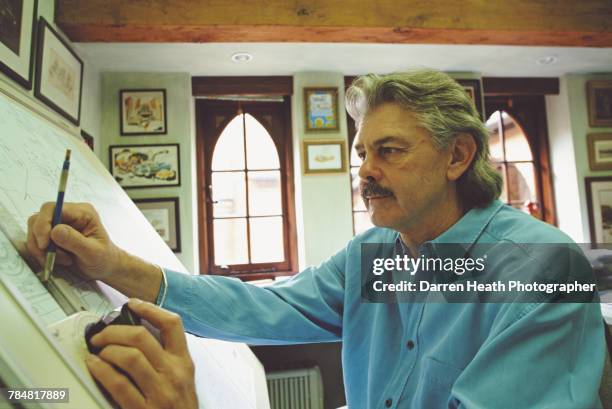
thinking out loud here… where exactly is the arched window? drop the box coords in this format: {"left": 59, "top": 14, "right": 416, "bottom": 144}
{"left": 347, "top": 117, "right": 374, "bottom": 235}
{"left": 483, "top": 93, "right": 557, "bottom": 224}
{"left": 485, "top": 110, "right": 539, "bottom": 215}
{"left": 197, "top": 99, "right": 297, "bottom": 278}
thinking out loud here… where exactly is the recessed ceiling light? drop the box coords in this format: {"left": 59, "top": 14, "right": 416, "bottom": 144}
{"left": 231, "top": 52, "right": 253, "bottom": 63}
{"left": 536, "top": 55, "right": 558, "bottom": 65}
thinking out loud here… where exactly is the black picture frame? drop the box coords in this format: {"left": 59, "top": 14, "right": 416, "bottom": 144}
{"left": 0, "top": 0, "right": 37, "bottom": 89}
{"left": 587, "top": 81, "right": 612, "bottom": 127}
{"left": 585, "top": 176, "right": 612, "bottom": 245}
{"left": 34, "top": 18, "right": 83, "bottom": 125}
{"left": 120, "top": 89, "right": 168, "bottom": 136}
{"left": 80, "top": 129, "right": 94, "bottom": 151}
{"left": 133, "top": 197, "right": 181, "bottom": 252}
{"left": 109, "top": 143, "right": 181, "bottom": 189}
{"left": 456, "top": 79, "right": 484, "bottom": 119}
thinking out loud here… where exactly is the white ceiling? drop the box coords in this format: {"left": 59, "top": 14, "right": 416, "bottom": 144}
{"left": 74, "top": 42, "right": 612, "bottom": 77}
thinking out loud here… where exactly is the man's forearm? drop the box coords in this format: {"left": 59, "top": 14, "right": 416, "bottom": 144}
{"left": 103, "top": 249, "right": 163, "bottom": 303}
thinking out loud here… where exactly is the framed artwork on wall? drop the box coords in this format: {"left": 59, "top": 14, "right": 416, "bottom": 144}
{"left": 133, "top": 197, "right": 181, "bottom": 252}
{"left": 304, "top": 87, "right": 339, "bottom": 131}
{"left": 585, "top": 176, "right": 612, "bottom": 244}
{"left": 34, "top": 18, "right": 83, "bottom": 125}
{"left": 587, "top": 81, "right": 612, "bottom": 127}
{"left": 302, "top": 139, "right": 347, "bottom": 174}
{"left": 587, "top": 133, "right": 612, "bottom": 171}
{"left": 80, "top": 129, "right": 94, "bottom": 151}
{"left": 109, "top": 144, "right": 180, "bottom": 188}
{"left": 120, "top": 89, "right": 167, "bottom": 135}
{"left": 456, "top": 79, "right": 484, "bottom": 119}
{"left": 0, "top": 0, "right": 37, "bottom": 89}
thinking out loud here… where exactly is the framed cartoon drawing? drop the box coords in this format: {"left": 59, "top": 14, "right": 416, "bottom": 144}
{"left": 0, "top": 0, "right": 37, "bottom": 89}
{"left": 34, "top": 18, "right": 83, "bottom": 125}
{"left": 109, "top": 144, "right": 180, "bottom": 188}
{"left": 120, "top": 89, "right": 167, "bottom": 135}
{"left": 304, "top": 87, "right": 339, "bottom": 131}
{"left": 133, "top": 197, "right": 181, "bottom": 252}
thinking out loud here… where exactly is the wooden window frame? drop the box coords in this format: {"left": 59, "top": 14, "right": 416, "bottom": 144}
{"left": 484, "top": 95, "right": 557, "bottom": 225}
{"left": 195, "top": 88, "right": 298, "bottom": 280}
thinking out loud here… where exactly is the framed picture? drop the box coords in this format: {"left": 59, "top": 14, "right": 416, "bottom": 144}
{"left": 34, "top": 18, "right": 83, "bottom": 125}
{"left": 80, "top": 130, "right": 94, "bottom": 151}
{"left": 120, "top": 89, "right": 167, "bottom": 135}
{"left": 0, "top": 0, "right": 37, "bottom": 89}
{"left": 133, "top": 197, "right": 181, "bottom": 252}
{"left": 587, "top": 133, "right": 612, "bottom": 171}
{"left": 304, "top": 87, "right": 339, "bottom": 131}
{"left": 302, "top": 139, "right": 347, "bottom": 174}
{"left": 587, "top": 81, "right": 612, "bottom": 127}
{"left": 586, "top": 177, "right": 612, "bottom": 244}
{"left": 109, "top": 144, "right": 180, "bottom": 188}
{"left": 456, "top": 79, "right": 484, "bottom": 119}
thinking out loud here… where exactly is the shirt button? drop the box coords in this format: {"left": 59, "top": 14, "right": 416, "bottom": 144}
{"left": 385, "top": 398, "right": 393, "bottom": 407}
{"left": 406, "top": 340, "right": 415, "bottom": 350}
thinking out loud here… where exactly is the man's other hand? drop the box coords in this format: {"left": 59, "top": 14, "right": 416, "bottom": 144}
{"left": 86, "top": 299, "right": 198, "bottom": 409}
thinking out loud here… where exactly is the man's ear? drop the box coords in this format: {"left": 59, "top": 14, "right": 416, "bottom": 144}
{"left": 446, "top": 134, "right": 477, "bottom": 181}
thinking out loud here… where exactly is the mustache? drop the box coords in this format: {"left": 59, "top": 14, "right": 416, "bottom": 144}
{"left": 360, "top": 181, "right": 394, "bottom": 199}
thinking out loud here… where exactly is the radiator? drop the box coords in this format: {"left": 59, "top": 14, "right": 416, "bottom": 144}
{"left": 266, "top": 367, "right": 324, "bottom": 409}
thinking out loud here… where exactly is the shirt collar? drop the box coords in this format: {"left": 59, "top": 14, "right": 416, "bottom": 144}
{"left": 431, "top": 199, "right": 504, "bottom": 246}
{"left": 395, "top": 199, "right": 504, "bottom": 255}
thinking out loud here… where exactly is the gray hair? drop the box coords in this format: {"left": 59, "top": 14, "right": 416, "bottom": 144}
{"left": 345, "top": 69, "right": 502, "bottom": 209}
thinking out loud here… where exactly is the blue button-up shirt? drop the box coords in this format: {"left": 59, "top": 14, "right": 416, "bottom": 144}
{"left": 159, "top": 200, "right": 605, "bottom": 408}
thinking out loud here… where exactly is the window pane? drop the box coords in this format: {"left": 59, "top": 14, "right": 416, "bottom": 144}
{"left": 508, "top": 162, "right": 537, "bottom": 204}
{"left": 351, "top": 167, "right": 366, "bottom": 211}
{"left": 248, "top": 171, "right": 282, "bottom": 216}
{"left": 212, "top": 114, "right": 245, "bottom": 171}
{"left": 502, "top": 112, "right": 533, "bottom": 161}
{"left": 249, "top": 217, "right": 284, "bottom": 263}
{"left": 214, "top": 218, "right": 248, "bottom": 265}
{"left": 245, "top": 113, "right": 280, "bottom": 170}
{"left": 354, "top": 211, "right": 374, "bottom": 235}
{"left": 212, "top": 171, "right": 246, "bottom": 217}
{"left": 485, "top": 111, "right": 504, "bottom": 161}
{"left": 495, "top": 163, "right": 508, "bottom": 203}
{"left": 350, "top": 143, "right": 363, "bottom": 167}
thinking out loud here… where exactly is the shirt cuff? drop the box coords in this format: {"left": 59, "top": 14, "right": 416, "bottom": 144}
{"left": 155, "top": 266, "right": 169, "bottom": 307}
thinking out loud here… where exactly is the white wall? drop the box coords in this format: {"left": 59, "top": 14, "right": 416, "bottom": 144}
{"left": 292, "top": 72, "right": 354, "bottom": 267}
{"left": 546, "top": 77, "right": 584, "bottom": 241}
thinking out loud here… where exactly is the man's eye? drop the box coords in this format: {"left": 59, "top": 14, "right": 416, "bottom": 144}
{"left": 379, "top": 147, "right": 399, "bottom": 155}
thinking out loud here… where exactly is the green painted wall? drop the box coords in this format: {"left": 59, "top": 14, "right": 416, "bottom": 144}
{"left": 565, "top": 73, "right": 612, "bottom": 242}
{"left": 99, "top": 73, "right": 197, "bottom": 273}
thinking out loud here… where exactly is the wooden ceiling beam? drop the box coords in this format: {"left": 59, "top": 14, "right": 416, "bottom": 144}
{"left": 55, "top": 0, "right": 612, "bottom": 47}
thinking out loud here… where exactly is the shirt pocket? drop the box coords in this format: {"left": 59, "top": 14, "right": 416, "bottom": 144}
{"left": 410, "top": 357, "right": 463, "bottom": 409}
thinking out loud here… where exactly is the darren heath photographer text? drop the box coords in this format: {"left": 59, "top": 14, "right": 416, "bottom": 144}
{"left": 369, "top": 255, "right": 596, "bottom": 294}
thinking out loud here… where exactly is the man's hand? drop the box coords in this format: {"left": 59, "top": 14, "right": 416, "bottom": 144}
{"left": 86, "top": 299, "right": 198, "bottom": 409}
{"left": 27, "top": 202, "right": 163, "bottom": 302}
{"left": 27, "top": 202, "right": 121, "bottom": 280}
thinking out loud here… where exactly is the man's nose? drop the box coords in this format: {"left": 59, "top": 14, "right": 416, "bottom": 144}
{"left": 358, "top": 156, "right": 383, "bottom": 181}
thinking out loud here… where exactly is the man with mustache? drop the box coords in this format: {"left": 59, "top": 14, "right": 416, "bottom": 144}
{"left": 27, "top": 69, "right": 604, "bottom": 409}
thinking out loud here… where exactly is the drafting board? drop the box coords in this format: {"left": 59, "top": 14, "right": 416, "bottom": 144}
{"left": 0, "top": 79, "right": 269, "bottom": 409}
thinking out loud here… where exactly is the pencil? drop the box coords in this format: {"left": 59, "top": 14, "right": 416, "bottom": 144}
{"left": 41, "top": 149, "right": 71, "bottom": 283}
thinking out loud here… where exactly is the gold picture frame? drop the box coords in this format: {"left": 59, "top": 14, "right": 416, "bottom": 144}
{"left": 304, "top": 87, "right": 339, "bottom": 131}
{"left": 302, "top": 139, "right": 347, "bottom": 174}
{"left": 587, "top": 80, "right": 612, "bottom": 127}
{"left": 588, "top": 133, "right": 612, "bottom": 171}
